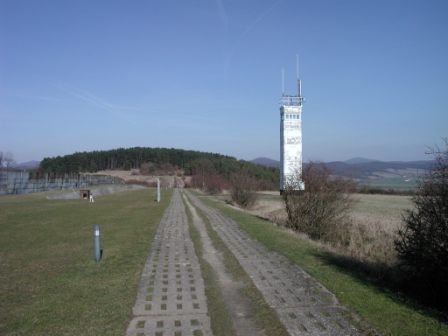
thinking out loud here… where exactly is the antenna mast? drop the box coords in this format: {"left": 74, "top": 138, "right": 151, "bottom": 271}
{"left": 281, "top": 68, "right": 285, "bottom": 96}
{"left": 296, "top": 54, "right": 302, "bottom": 97}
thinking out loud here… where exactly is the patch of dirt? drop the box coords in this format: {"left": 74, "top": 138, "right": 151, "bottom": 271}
{"left": 90, "top": 170, "right": 186, "bottom": 188}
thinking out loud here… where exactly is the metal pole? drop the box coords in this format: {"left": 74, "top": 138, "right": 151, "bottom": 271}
{"left": 94, "top": 224, "right": 101, "bottom": 262}
{"left": 156, "top": 178, "right": 161, "bottom": 203}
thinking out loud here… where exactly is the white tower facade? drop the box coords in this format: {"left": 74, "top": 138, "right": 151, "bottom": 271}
{"left": 280, "top": 74, "right": 304, "bottom": 192}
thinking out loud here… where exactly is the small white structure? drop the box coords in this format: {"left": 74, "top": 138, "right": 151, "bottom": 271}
{"left": 280, "top": 61, "right": 304, "bottom": 193}
{"left": 156, "top": 178, "right": 161, "bottom": 203}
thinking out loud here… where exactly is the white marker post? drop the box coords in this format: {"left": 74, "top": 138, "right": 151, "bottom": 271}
{"left": 156, "top": 178, "right": 161, "bottom": 203}
{"left": 94, "top": 224, "right": 101, "bottom": 262}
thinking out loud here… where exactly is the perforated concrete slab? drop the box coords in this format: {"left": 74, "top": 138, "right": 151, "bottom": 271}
{"left": 126, "top": 190, "right": 212, "bottom": 336}
{"left": 186, "top": 191, "right": 360, "bottom": 336}
{"left": 127, "top": 315, "right": 211, "bottom": 336}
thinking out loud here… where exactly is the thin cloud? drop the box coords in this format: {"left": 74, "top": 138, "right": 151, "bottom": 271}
{"left": 222, "top": 0, "right": 283, "bottom": 75}
{"left": 240, "top": 0, "right": 283, "bottom": 38}
{"left": 215, "top": 0, "right": 229, "bottom": 29}
{"left": 58, "top": 86, "right": 140, "bottom": 113}
{"left": 10, "top": 94, "right": 62, "bottom": 103}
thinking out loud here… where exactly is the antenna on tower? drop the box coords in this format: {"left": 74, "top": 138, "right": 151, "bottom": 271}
{"left": 296, "top": 54, "right": 299, "bottom": 79}
{"left": 281, "top": 68, "right": 285, "bottom": 95}
{"left": 296, "top": 54, "right": 302, "bottom": 97}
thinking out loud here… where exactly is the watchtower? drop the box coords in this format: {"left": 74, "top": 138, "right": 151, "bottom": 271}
{"left": 280, "top": 59, "right": 304, "bottom": 193}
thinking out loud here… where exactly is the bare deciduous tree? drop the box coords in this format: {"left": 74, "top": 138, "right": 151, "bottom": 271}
{"left": 191, "top": 158, "right": 215, "bottom": 190}
{"left": 282, "top": 162, "right": 355, "bottom": 243}
{"left": 0, "top": 151, "right": 15, "bottom": 170}
{"left": 140, "top": 162, "right": 157, "bottom": 175}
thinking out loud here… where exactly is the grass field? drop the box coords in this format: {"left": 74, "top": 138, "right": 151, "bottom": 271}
{"left": 346, "top": 193, "right": 413, "bottom": 263}
{"left": 361, "top": 177, "right": 418, "bottom": 191}
{"left": 0, "top": 188, "right": 171, "bottom": 336}
{"left": 227, "top": 191, "right": 413, "bottom": 264}
{"left": 199, "top": 195, "right": 448, "bottom": 336}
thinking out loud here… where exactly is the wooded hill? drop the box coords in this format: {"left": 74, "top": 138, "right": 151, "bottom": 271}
{"left": 39, "top": 147, "right": 279, "bottom": 185}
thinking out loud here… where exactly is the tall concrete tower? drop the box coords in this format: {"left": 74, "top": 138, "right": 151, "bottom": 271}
{"left": 280, "top": 61, "right": 304, "bottom": 193}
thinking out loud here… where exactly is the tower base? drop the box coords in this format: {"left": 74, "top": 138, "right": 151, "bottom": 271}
{"left": 279, "top": 189, "right": 305, "bottom": 196}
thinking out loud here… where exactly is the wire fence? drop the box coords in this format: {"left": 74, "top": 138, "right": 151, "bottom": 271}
{"left": 0, "top": 171, "right": 124, "bottom": 195}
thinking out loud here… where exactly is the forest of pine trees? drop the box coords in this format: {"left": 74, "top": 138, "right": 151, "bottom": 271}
{"left": 39, "top": 147, "right": 278, "bottom": 187}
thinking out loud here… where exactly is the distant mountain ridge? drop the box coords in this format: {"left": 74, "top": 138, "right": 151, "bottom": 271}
{"left": 12, "top": 160, "right": 40, "bottom": 169}
{"left": 324, "top": 159, "right": 432, "bottom": 178}
{"left": 344, "top": 157, "right": 380, "bottom": 164}
{"left": 250, "top": 157, "right": 280, "bottom": 168}
{"left": 251, "top": 157, "right": 433, "bottom": 189}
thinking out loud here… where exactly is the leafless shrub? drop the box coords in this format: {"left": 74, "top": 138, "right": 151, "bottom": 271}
{"left": 0, "top": 151, "right": 15, "bottom": 170}
{"left": 230, "top": 173, "right": 258, "bottom": 208}
{"left": 125, "top": 179, "right": 154, "bottom": 187}
{"left": 183, "top": 179, "right": 192, "bottom": 188}
{"left": 159, "top": 176, "right": 173, "bottom": 188}
{"left": 204, "top": 174, "right": 229, "bottom": 195}
{"left": 159, "top": 163, "right": 177, "bottom": 176}
{"left": 282, "top": 162, "right": 356, "bottom": 243}
{"left": 140, "top": 162, "right": 157, "bottom": 175}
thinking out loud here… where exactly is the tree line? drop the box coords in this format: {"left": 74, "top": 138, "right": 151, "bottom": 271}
{"left": 39, "top": 147, "right": 279, "bottom": 187}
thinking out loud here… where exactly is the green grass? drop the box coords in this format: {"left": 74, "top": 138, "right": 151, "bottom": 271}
{"left": 189, "top": 194, "right": 290, "bottom": 336}
{"left": 183, "top": 194, "right": 236, "bottom": 336}
{"left": 361, "top": 177, "right": 418, "bottom": 191}
{"left": 199, "top": 195, "right": 448, "bottom": 336}
{"left": 351, "top": 193, "right": 412, "bottom": 221}
{"left": 0, "top": 189, "right": 172, "bottom": 336}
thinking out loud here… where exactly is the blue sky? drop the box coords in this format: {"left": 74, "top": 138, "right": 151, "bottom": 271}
{"left": 1, "top": 0, "right": 447, "bottom": 163}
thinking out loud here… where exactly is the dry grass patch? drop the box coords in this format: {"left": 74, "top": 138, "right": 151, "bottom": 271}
{"left": 346, "top": 194, "right": 413, "bottom": 264}
{"left": 213, "top": 191, "right": 414, "bottom": 266}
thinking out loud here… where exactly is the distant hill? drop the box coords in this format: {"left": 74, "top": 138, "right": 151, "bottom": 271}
{"left": 326, "top": 159, "right": 433, "bottom": 190}
{"left": 344, "top": 157, "right": 379, "bottom": 164}
{"left": 40, "top": 147, "right": 279, "bottom": 186}
{"left": 251, "top": 157, "right": 280, "bottom": 168}
{"left": 251, "top": 157, "right": 433, "bottom": 190}
{"left": 325, "top": 160, "right": 432, "bottom": 178}
{"left": 12, "top": 160, "right": 40, "bottom": 169}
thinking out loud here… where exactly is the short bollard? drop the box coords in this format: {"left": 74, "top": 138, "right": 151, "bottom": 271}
{"left": 156, "top": 178, "right": 161, "bottom": 203}
{"left": 94, "top": 224, "right": 101, "bottom": 262}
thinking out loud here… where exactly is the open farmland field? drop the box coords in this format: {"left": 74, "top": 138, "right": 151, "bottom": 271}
{"left": 219, "top": 191, "right": 414, "bottom": 265}
{"left": 362, "top": 177, "right": 418, "bottom": 191}
{"left": 0, "top": 188, "right": 172, "bottom": 336}
{"left": 227, "top": 192, "right": 412, "bottom": 228}
{"left": 351, "top": 193, "right": 412, "bottom": 227}
{"left": 347, "top": 194, "right": 413, "bottom": 263}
